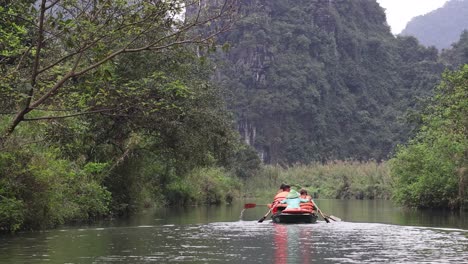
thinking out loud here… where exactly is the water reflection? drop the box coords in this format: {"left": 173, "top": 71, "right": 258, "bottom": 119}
{"left": 312, "top": 199, "right": 467, "bottom": 229}
{"left": 0, "top": 200, "right": 467, "bottom": 263}
{"left": 274, "top": 224, "right": 287, "bottom": 263}
{"left": 273, "top": 224, "right": 315, "bottom": 264}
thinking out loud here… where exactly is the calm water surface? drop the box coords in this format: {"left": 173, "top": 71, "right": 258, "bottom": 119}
{"left": 0, "top": 200, "right": 467, "bottom": 263}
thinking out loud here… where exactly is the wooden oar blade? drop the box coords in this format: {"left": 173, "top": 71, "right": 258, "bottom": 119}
{"left": 328, "top": 215, "right": 341, "bottom": 222}
{"left": 258, "top": 208, "right": 273, "bottom": 223}
{"left": 244, "top": 203, "right": 257, "bottom": 209}
{"left": 316, "top": 208, "right": 330, "bottom": 223}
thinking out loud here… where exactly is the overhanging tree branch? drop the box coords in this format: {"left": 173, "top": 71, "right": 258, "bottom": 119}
{"left": 23, "top": 108, "right": 116, "bottom": 121}
{"left": 1, "top": 0, "right": 238, "bottom": 143}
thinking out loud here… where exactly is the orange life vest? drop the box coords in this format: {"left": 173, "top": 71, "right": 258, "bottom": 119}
{"left": 270, "top": 191, "right": 289, "bottom": 213}
{"left": 274, "top": 191, "right": 289, "bottom": 203}
{"left": 299, "top": 195, "right": 315, "bottom": 212}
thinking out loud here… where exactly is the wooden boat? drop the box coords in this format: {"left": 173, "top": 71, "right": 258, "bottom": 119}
{"left": 271, "top": 208, "right": 318, "bottom": 224}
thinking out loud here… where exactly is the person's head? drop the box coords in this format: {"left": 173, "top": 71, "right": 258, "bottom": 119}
{"left": 283, "top": 184, "right": 291, "bottom": 192}
{"left": 300, "top": 189, "right": 308, "bottom": 196}
{"left": 286, "top": 189, "right": 299, "bottom": 199}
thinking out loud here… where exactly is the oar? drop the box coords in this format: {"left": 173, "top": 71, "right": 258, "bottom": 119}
{"left": 244, "top": 203, "right": 269, "bottom": 209}
{"left": 324, "top": 213, "right": 341, "bottom": 222}
{"left": 258, "top": 208, "right": 272, "bottom": 223}
{"left": 312, "top": 201, "right": 330, "bottom": 223}
{"left": 258, "top": 202, "right": 278, "bottom": 223}
{"left": 317, "top": 208, "right": 330, "bottom": 223}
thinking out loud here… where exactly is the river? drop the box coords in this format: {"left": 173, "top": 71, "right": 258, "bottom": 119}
{"left": 0, "top": 200, "right": 467, "bottom": 263}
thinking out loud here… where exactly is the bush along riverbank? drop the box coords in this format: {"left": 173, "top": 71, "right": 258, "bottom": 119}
{"left": 0, "top": 125, "right": 250, "bottom": 233}
{"left": 242, "top": 161, "right": 393, "bottom": 200}
{"left": 0, "top": 150, "right": 243, "bottom": 233}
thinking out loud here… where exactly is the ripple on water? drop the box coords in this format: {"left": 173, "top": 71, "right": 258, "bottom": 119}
{"left": 167, "top": 220, "right": 468, "bottom": 264}
{"left": 1, "top": 220, "right": 467, "bottom": 263}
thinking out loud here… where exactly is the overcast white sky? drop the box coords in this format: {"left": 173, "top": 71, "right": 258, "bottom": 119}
{"left": 376, "top": 0, "right": 449, "bottom": 34}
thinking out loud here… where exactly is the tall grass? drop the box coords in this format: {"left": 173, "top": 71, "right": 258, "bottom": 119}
{"left": 165, "top": 167, "right": 242, "bottom": 206}
{"left": 243, "top": 161, "right": 392, "bottom": 200}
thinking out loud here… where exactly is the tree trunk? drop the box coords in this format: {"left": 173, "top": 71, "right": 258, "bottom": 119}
{"left": 459, "top": 166, "right": 467, "bottom": 212}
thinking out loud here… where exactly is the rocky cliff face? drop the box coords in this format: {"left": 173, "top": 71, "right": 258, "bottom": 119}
{"left": 213, "top": 0, "right": 444, "bottom": 164}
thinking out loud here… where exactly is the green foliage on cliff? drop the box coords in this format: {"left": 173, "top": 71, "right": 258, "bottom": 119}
{"left": 441, "top": 30, "right": 468, "bottom": 69}
{"left": 216, "top": 0, "right": 444, "bottom": 164}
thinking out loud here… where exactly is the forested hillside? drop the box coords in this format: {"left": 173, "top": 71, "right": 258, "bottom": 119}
{"left": 401, "top": 0, "right": 468, "bottom": 50}
{"left": 215, "top": 0, "right": 444, "bottom": 164}
{"left": 390, "top": 32, "right": 468, "bottom": 210}
{"left": 0, "top": 0, "right": 258, "bottom": 232}
{"left": 441, "top": 30, "right": 468, "bottom": 68}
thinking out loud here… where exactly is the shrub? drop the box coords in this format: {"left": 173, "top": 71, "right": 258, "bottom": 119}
{"left": 243, "top": 161, "right": 392, "bottom": 200}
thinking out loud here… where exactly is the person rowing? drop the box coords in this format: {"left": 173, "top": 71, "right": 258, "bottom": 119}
{"left": 270, "top": 184, "right": 290, "bottom": 214}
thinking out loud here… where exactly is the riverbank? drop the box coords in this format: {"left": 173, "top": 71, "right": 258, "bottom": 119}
{"left": 242, "top": 161, "right": 392, "bottom": 200}
{"left": 0, "top": 159, "right": 392, "bottom": 233}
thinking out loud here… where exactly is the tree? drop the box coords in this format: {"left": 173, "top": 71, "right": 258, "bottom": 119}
{"left": 441, "top": 30, "right": 468, "bottom": 69}
{"left": 391, "top": 65, "right": 468, "bottom": 210}
{"left": 0, "top": 0, "right": 250, "bottom": 231}
{"left": 0, "top": 0, "right": 237, "bottom": 145}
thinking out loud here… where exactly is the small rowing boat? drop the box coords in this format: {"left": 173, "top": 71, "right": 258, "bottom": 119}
{"left": 271, "top": 208, "right": 318, "bottom": 224}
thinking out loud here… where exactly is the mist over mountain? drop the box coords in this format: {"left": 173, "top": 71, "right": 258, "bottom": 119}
{"left": 401, "top": 0, "right": 468, "bottom": 50}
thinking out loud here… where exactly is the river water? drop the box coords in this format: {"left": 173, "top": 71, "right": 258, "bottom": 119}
{"left": 0, "top": 200, "right": 467, "bottom": 263}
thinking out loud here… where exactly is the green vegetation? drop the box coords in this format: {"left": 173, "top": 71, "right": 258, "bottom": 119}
{"left": 0, "top": 0, "right": 253, "bottom": 233}
{"left": 1, "top": 0, "right": 467, "bottom": 232}
{"left": 244, "top": 161, "right": 392, "bottom": 200}
{"left": 215, "top": 0, "right": 444, "bottom": 163}
{"left": 166, "top": 167, "right": 242, "bottom": 206}
{"left": 0, "top": 145, "right": 111, "bottom": 231}
{"left": 390, "top": 66, "right": 468, "bottom": 210}
{"left": 441, "top": 30, "right": 468, "bottom": 69}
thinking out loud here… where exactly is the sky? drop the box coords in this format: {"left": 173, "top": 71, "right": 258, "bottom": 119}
{"left": 376, "top": 0, "right": 449, "bottom": 34}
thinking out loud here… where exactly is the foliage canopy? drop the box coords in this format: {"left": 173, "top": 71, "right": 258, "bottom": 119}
{"left": 215, "top": 0, "right": 444, "bottom": 164}
{"left": 391, "top": 65, "right": 468, "bottom": 209}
